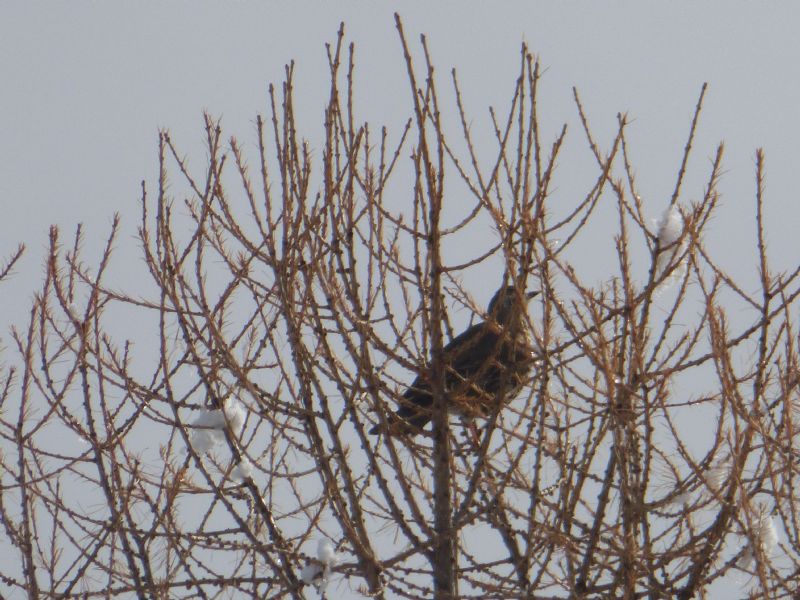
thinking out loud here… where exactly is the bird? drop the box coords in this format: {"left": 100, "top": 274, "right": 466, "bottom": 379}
{"left": 371, "top": 285, "right": 538, "bottom": 437}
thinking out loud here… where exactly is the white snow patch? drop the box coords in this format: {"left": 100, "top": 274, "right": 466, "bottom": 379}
{"left": 654, "top": 205, "right": 686, "bottom": 288}
{"left": 231, "top": 457, "right": 254, "bottom": 482}
{"left": 737, "top": 509, "right": 780, "bottom": 570}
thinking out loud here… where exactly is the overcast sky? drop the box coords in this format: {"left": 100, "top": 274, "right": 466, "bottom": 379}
{"left": 4, "top": 3, "right": 799, "bottom": 297}
{"left": 2, "top": 3, "right": 798, "bottom": 597}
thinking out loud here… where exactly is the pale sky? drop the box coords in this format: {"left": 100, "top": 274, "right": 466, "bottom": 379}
{"left": 4, "top": 3, "right": 800, "bottom": 312}
{"left": 2, "top": 3, "right": 798, "bottom": 598}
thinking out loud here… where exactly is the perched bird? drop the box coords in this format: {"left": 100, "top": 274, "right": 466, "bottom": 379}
{"left": 371, "top": 285, "right": 538, "bottom": 437}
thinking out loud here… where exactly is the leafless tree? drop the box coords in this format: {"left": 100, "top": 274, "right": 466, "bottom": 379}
{"left": 1, "top": 16, "right": 799, "bottom": 600}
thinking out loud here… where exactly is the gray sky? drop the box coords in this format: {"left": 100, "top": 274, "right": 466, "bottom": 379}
{"left": 4, "top": 3, "right": 799, "bottom": 311}
{"left": 2, "top": 2, "right": 798, "bottom": 597}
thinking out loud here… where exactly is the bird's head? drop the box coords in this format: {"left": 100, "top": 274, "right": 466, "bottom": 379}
{"left": 487, "top": 285, "right": 539, "bottom": 324}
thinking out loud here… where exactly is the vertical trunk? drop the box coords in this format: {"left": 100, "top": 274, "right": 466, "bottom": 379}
{"left": 428, "top": 179, "right": 455, "bottom": 599}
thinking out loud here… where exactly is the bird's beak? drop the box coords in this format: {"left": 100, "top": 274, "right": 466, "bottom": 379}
{"left": 526, "top": 290, "right": 540, "bottom": 300}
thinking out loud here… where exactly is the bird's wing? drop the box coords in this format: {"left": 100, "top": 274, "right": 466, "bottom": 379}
{"left": 444, "top": 322, "right": 501, "bottom": 379}
{"left": 387, "top": 321, "right": 504, "bottom": 430}
{"left": 396, "top": 322, "right": 490, "bottom": 409}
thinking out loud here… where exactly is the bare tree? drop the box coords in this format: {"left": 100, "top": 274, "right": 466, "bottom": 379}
{"left": 1, "top": 17, "right": 798, "bottom": 600}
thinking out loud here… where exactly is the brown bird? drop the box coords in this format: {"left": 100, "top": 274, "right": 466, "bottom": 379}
{"left": 371, "top": 285, "right": 538, "bottom": 436}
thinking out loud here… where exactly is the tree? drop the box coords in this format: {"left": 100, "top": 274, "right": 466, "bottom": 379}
{"left": 1, "top": 17, "right": 798, "bottom": 599}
